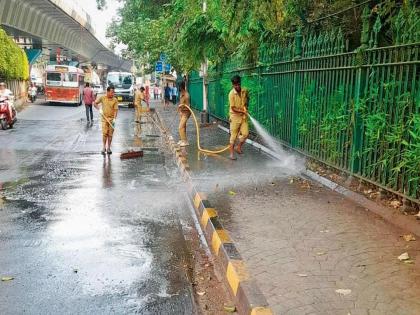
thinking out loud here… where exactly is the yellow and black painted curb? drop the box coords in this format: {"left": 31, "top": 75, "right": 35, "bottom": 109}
{"left": 157, "top": 111, "right": 274, "bottom": 315}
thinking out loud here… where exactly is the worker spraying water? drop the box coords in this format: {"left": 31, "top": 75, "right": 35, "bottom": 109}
{"left": 228, "top": 75, "right": 249, "bottom": 160}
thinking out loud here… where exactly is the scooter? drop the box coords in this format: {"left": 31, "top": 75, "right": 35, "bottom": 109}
{"left": 0, "top": 96, "right": 17, "bottom": 130}
{"left": 29, "top": 92, "right": 36, "bottom": 103}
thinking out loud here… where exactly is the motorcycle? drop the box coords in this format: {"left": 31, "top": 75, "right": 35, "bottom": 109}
{"left": 0, "top": 96, "right": 17, "bottom": 130}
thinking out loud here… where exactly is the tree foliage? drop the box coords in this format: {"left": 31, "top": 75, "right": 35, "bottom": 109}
{"left": 0, "top": 28, "right": 29, "bottom": 80}
{"left": 100, "top": 0, "right": 407, "bottom": 72}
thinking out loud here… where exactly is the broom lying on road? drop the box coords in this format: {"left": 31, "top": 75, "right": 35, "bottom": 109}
{"left": 99, "top": 112, "right": 143, "bottom": 160}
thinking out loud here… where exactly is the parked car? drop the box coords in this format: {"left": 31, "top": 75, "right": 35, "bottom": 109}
{"left": 93, "top": 84, "right": 104, "bottom": 96}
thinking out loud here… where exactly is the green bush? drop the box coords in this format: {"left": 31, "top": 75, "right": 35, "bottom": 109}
{"left": 0, "top": 28, "right": 29, "bottom": 80}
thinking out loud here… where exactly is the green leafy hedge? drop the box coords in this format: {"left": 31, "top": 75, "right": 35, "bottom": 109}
{"left": 0, "top": 28, "right": 29, "bottom": 80}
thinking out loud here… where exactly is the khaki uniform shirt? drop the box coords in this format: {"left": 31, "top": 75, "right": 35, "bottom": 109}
{"left": 134, "top": 90, "right": 145, "bottom": 107}
{"left": 98, "top": 95, "right": 118, "bottom": 119}
{"left": 229, "top": 88, "right": 249, "bottom": 118}
{"left": 179, "top": 91, "right": 191, "bottom": 114}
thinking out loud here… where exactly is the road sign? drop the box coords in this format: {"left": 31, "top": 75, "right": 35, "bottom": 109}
{"left": 159, "top": 53, "right": 167, "bottom": 62}
{"left": 165, "top": 63, "right": 171, "bottom": 72}
{"left": 155, "top": 61, "right": 163, "bottom": 73}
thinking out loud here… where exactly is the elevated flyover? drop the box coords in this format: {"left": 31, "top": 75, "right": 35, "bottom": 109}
{"left": 0, "top": 0, "right": 131, "bottom": 71}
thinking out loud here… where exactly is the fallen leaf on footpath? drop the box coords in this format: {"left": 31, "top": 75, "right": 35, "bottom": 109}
{"left": 316, "top": 252, "right": 327, "bottom": 256}
{"left": 270, "top": 182, "right": 276, "bottom": 186}
{"left": 401, "top": 234, "right": 416, "bottom": 242}
{"left": 390, "top": 200, "right": 401, "bottom": 208}
{"left": 1, "top": 277, "right": 14, "bottom": 281}
{"left": 297, "top": 273, "right": 308, "bottom": 277}
{"left": 398, "top": 252, "right": 410, "bottom": 261}
{"left": 403, "top": 260, "right": 414, "bottom": 264}
{"left": 301, "top": 181, "right": 311, "bottom": 189}
{"left": 335, "top": 289, "right": 352, "bottom": 296}
{"left": 228, "top": 191, "right": 236, "bottom": 196}
{"left": 224, "top": 305, "right": 236, "bottom": 312}
{"left": 196, "top": 291, "right": 206, "bottom": 296}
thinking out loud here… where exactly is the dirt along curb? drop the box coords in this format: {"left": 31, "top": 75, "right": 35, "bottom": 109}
{"left": 217, "top": 124, "right": 420, "bottom": 238}
{"left": 154, "top": 111, "right": 273, "bottom": 315}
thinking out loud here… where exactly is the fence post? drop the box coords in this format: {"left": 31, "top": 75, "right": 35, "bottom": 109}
{"left": 350, "top": 7, "right": 370, "bottom": 174}
{"left": 291, "top": 28, "right": 303, "bottom": 148}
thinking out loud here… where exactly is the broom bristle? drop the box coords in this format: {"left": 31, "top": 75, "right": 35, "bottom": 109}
{"left": 120, "top": 150, "right": 144, "bottom": 159}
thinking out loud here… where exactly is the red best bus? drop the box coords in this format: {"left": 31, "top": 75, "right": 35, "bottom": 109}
{"left": 44, "top": 65, "right": 85, "bottom": 105}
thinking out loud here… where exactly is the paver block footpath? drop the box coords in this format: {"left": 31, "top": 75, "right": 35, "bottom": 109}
{"left": 155, "top": 102, "right": 420, "bottom": 315}
{"left": 155, "top": 104, "right": 273, "bottom": 315}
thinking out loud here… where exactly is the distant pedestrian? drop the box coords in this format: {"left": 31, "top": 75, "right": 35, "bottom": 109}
{"left": 94, "top": 86, "right": 119, "bottom": 155}
{"left": 164, "top": 84, "right": 171, "bottom": 110}
{"left": 83, "top": 82, "right": 95, "bottom": 123}
{"left": 154, "top": 86, "right": 159, "bottom": 100}
{"left": 228, "top": 75, "right": 249, "bottom": 160}
{"left": 177, "top": 81, "right": 190, "bottom": 147}
{"left": 172, "top": 84, "right": 178, "bottom": 104}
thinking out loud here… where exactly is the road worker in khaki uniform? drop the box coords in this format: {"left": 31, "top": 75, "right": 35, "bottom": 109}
{"left": 134, "top": 87, "right": 149, "bottom": 123}
{"left": 133, "top": 87, "right": 149, "bottom": 137}
{"left": 94, "top": 86, "right": 119, "bottom": 155}
{"left": 228, "top": 75, "right": 249, "bottom": 160}
{"left": 177, "top": 81, "right": 190, "bottom": 146}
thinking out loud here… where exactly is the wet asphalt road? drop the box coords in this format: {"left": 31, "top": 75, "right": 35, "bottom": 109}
{"left": 0, "top": 99, "right": 195, "bottom": 314}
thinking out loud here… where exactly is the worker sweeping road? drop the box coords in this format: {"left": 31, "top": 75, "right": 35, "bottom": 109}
{"left": 94, "top": 86, "right": 119, "bottom": 155}
{"left": 177, "top": 81, "right": 191, "bottom": 147}
{"left": 228, "top": 75, "right": 249, "bottom": 160}
{"left": 134, "top": 87, "right": 149, "bottom": 123}
{"left": 134, "top": 87, "right": 149, "bottom": 137}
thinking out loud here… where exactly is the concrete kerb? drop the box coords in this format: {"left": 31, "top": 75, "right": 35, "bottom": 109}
{"left": 217, "top": 125, "right": 420, "bottom": 238}
{"left": 156, "top": 110, "right": 274, "bottom": 315}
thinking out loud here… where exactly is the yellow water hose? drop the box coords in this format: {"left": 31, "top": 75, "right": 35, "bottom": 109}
{"left": 183, "top": 105, "right": 230, "bottom": 155}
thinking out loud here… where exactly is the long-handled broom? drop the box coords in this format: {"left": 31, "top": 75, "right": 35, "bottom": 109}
{"left": 99, "top": 112, "right": 143, "bottom": 159}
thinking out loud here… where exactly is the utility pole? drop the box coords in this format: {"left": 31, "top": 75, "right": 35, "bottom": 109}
{"left": 201, "top": 0, "right": 209, "bottom": 124}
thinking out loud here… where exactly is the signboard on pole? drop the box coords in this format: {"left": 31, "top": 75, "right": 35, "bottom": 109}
{"left": 165, "top": 63, "right": 171, "bottom": 73}
{"left": 155, "top": 61, "right": 163, "bottom": 73}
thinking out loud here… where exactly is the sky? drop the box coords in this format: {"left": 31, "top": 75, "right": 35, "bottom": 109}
{"left": 72, "top": 0, "right": 123, "bottom": 50}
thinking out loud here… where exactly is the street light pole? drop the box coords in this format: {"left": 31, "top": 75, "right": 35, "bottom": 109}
{"left": 201, "top": 0, "right": 209, "bottom": 124}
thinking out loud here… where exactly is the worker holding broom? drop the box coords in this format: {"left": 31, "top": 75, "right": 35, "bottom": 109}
{"left": 228, "top": 75, "right": 249, "bottom": 160}
{"left": 177, "top": 81, "right": 190, "bottom": 146}
{"left": 94, "top": 86, "right": 119, "bottom": 155}
{"left": 134, "top": 87, "right": 149, "bottom": 123}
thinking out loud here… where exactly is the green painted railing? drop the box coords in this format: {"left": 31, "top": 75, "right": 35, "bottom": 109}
{"left": 188, "top": 6, "right": 420, "bottom": 202}
{"left": 189, "top": 71, "right": 203, "bottom": 111}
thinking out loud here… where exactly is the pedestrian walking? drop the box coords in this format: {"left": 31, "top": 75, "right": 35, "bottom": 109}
{"left": 177, "top": 81, "right": 191, "bottom": 147}
{"left": 228, "top": 75, "right": 249, "bottom": 160}
{"left": 164, "top": 84, "right": 171, "bottom": 109}
{"left": 154, "top": 86, "right": 159, "bottom": 100}
{"left": 94, "top": 86, "right": 119, "bottom": 155}
{"left": 172, "top": 84, "right": 178, "bottom": 104}
{"left": 83, "top": 82, "right": 95, "bottom": 123}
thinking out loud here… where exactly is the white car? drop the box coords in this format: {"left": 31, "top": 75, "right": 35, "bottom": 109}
{"left": 93, "top": 84, "right": 104, "bottom": 95}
